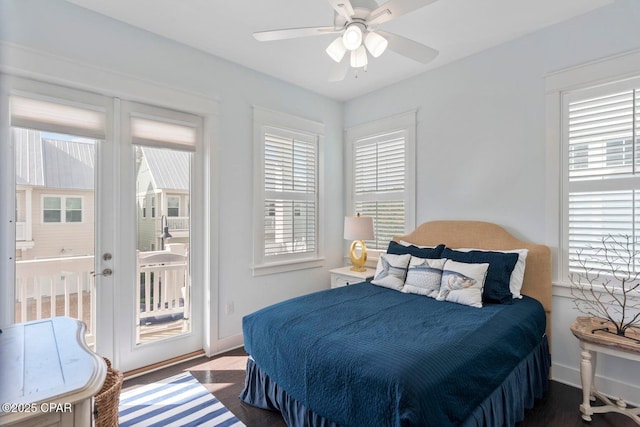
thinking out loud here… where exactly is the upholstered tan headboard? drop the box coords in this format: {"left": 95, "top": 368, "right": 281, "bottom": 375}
{"left": 395, "top": 220, "right": 552, "bottom": 345}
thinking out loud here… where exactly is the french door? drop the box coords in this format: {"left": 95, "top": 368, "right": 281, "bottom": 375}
{"left": 4, "top": 78, "right": 204, "bottom": 372}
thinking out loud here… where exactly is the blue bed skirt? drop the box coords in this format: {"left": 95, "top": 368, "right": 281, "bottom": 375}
{"left": 240, "top": 335, "right": 550, "bottom": 427}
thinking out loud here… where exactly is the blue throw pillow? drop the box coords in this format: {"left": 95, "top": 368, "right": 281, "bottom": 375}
{"left": 387, "top": 240, "right": 445, "bottom": 259}
{"left": 441, "top": 247, "right": 519, "bottom": 304}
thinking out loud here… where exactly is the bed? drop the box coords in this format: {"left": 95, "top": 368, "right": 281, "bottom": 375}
{"left": 240, "top": 221, "right": 552, "bottom": 427}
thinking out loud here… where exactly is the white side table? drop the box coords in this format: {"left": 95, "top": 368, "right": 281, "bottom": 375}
{"left": 570, "top": 317, "right": 640, "bottom": 425}
{"left": 0, "top": 317, "right": 107, "bottom": 426}
{"left": 330, "top": 266, "right": 375, "bottom": 288}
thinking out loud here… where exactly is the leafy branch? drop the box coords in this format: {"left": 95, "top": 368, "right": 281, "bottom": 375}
{"left": 569, "top": 234, "right": 640, "bottom": 337}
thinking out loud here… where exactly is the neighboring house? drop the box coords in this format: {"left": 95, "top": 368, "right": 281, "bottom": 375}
{"left": 14, "top": 129, "right": 190, "bottom": 259}
{"left": 135, "top": 146, "right": 190, "bottom": 251}
{"left": 14, "top": 128, "right": 95, "bottom": 261}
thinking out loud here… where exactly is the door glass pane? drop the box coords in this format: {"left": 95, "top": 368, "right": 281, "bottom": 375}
{"left": 135, "top": 145, "right": 191, "bottom": 345}
{"left": 14, "top": 128, "right": 97, "bottom": 347}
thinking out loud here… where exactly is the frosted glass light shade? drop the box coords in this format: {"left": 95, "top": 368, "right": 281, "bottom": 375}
{"left": 364, "top": 31, "right": 388, "bottom": 58}
{"left": 350, "top": 46, "right": 368, "bottom": 68}
{"left": 342, "top": 25, "right": 363, "bottom": 50}
{"left": 326, "top": 37, "right": 347, "bottom": 63}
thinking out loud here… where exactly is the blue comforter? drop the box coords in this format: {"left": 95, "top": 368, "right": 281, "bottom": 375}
{"left": 242, "top": 282, "right": 546, "bottom": 427}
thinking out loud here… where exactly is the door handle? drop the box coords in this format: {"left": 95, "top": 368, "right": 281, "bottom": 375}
{"left": 92, "top": 268, "right": 113, "bottom": 277}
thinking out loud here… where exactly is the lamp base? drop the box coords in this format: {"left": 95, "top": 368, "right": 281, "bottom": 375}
{"left": 349, "top": 240, "right": 368, "bottom": 272}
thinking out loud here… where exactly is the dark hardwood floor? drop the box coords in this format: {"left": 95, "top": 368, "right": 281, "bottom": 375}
{"left": 123, "top": 347, "right": 636, "bottom": 427}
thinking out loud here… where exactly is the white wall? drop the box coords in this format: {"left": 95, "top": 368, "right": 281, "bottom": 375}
{"left": 0, "top": 0, "right": 344, "bottom": 348}
{"left": 345, "top": 0, "right": 640, "bottom": 403}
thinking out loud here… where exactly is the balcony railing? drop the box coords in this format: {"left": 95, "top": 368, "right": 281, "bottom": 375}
{"left": 14, "top": 249, "right": 190, "bottom": 345}
{"left": 165, "top": 216, "right": 189, "bottom": 231}
{"left": 15, "top": 255, "right": 95, "bottom": 344}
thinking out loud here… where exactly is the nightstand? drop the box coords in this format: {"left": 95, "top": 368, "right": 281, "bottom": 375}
{"left": 330, "top": 266, "right": 375, "bottom": 288}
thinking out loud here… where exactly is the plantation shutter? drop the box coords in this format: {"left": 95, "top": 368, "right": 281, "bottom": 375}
{"left": 353, "top": 130, "right": 406, "bottom": 250}
{"left": 566, "top": 84, "right": 640, "bottom": 273}
{"left": 263, "top": 126, "right": 317, "bottom": 257}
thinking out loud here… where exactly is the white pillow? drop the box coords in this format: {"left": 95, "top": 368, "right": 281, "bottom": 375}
{"left": 403, "top": 257, "right": 446, "bottom": 298}
{"left": 436, "top": 259, "right": 489, "bottom": 308}
{"left": 457, "top": 248, "right": 528, "bottom": 299}
{"left": 371, "top": 253, "right": 411, "bottom": 291}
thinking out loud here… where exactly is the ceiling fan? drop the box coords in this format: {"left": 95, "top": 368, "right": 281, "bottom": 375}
{"left": 253, "top": 0, "right": 439, "bottom": 81}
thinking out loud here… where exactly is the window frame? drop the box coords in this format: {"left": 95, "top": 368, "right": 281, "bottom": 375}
{"left": 345, "top": 111, "right": 417, "bottom": 259}
{"left": 41, "top": 195, "right": 84, "bottom": 224}
{"left": 167, "top": 195, "right": 180, "bottom": 217}
{"left": 545, "top": 49, "right": 640, "bottom": 288}
{"left": 251, "top": 107, "right": 325, "bottom": 276}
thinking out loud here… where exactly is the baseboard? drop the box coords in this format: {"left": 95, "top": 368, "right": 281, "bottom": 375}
{"left": 210, "top": 333, "right": 244, "bottom": 356}
{"left": 552, "top": 361, "right": 640, "bottom": 406}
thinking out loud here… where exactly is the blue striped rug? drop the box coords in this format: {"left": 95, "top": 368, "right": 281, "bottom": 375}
{"left": 119, "top": 372, "right": 245, "bottom": 427}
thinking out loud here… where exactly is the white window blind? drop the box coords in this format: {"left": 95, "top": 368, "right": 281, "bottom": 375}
{"left": 131, "top": 117, "right": 197, "bottom": 152}
{"left": 10, "top": 96, "right": 106, "bottom": 140}
{"left": 263, "top": 127, "right": 317, "bottom": 258}
{"left": 565, "top": 82, "right": 640, "bottom": 275}
{"left": 353, "top": 130, "right": 406, "bottom": 250}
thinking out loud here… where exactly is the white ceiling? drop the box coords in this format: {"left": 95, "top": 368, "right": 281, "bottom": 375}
{"left": 65, "top": 0, "right": 614, "bottom": 101}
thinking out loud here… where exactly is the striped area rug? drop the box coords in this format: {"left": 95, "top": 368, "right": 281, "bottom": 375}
{"left": 119, "top": 372, "right": 245, "bottom": 427}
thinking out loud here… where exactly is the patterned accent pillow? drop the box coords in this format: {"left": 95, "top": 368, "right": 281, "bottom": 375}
{"left": 441, "top": 248, "right": 519, "bottom": 304}
{"left": 436, "top": 260, "right": 489, "bottom": 308}
{"left": 371, "top": 253, "right": 411, "bottom": 291}
{"left": 403, "top": 257, "right": 446, "bottom": 298}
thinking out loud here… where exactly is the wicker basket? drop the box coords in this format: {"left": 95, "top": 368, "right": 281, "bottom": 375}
{"left": 94, "top": 358, "right": 124, "bottom": 427}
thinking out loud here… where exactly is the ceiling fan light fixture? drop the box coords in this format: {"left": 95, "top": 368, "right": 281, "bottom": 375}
{"left": 350, "top": 45, "right": 368, "bottom": 68}
{"left": 342, "top": 24, "right": 363, "bottom": 51}
{"left": 364, "top": 31, "right": 388, "bottom": 58}
{"left": 326, "top": 37, "right": 347, "bottom": 63}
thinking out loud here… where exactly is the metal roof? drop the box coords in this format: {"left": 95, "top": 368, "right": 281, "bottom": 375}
{"left": 14, "top": 129, "right": 188, "bottom": 191}
{"left": 15, "top": 129, "right": 94, "bottom": 190}
{"left": 142, "top": 146, "right": 189, "bottom": 191}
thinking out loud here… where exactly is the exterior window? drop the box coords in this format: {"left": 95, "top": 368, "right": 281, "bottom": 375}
{"left": 43, "top": 196, "right": 62, "bottom": 223}
{"left": 252, "top": 107, "right": 324, "bottom": 274}
{"left": 65, "top": 197, "right": 82, "bottom": 222}
{"left": 563, "top": 80, "right": 640, "bottom": 277}
{"left": 151, "top": 196, "right": 156, "bottom": 218}
{"left": 346, "top": 112, "right": 416, "bottom": 251}
{"left": 43, "top": 196, "right": 82, "bottom": 223}
{"left": 167, "top": 196, "right": 180, "bottom": 217}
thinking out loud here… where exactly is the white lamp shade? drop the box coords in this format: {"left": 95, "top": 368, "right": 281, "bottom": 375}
{"left": 342, "top": 24, "right": 363, "bottom": 51}
{"left": 350, "top": 45, "right": 368, "bottom": 68}
{"left": 344, "top": 215, "right": 374, "bottom": 241}
{"left": 326, "top": 37, "right": 347, "bottom": 63}
{"left": 364, "top": 31, "right": 388, "bottom": 58}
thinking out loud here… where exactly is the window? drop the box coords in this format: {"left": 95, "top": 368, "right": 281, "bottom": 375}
{"left": 252, "top": 107, "right": 324, "bottom": 274}
{"left": 167, "top": 196, "right": 180, "bottom": 217}
{"left": 562, "top": 78, "right": 640, "bottom": 277}
{"left": 346, "top": 112, "right": 416, "bottom": 251}
{"left": 42, "top": 196, "right": 82, "bottom": 223}
{"left": 151, "top": 196, "right": 156, "bottom": 218}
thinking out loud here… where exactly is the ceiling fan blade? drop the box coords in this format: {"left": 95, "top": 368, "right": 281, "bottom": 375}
{"left": 328, "top": 56, "right": 350, "bottom": 82}
{"left": 253, "top": 26, "right": 340, "bottom": 42}
{"left": 377, "top": 31, "right": 438, "bottom": 64}
{"left": 327, "top": 0, "right": 355, "bottom": 22}
{"left": 367, "top": 0, "right": 438, "bottom": 26}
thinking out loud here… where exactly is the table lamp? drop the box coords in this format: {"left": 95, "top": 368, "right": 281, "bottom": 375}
{"left": 344, "top": 213, "right": 374, "bottom": 272}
